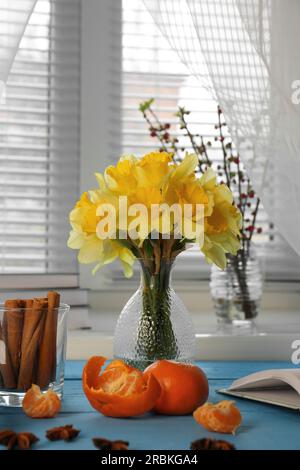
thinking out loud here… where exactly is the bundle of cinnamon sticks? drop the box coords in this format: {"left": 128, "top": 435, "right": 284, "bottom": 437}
{"left": 0, "top": 291, "right": 60, "bottom": 391}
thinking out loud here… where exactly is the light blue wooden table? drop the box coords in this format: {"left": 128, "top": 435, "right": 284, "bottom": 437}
{"left": 0, "top": 361, "right": 299, "bottom": 450}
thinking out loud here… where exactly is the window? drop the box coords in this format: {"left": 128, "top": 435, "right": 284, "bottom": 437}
{"left": 2, "top": 0, "right": 298, "bottom": 290}
{"left": 119, "top": 0, "right": 300, "bottom": 282}
{"left": 0, "top": 0, "right": 80, "bottom": 282}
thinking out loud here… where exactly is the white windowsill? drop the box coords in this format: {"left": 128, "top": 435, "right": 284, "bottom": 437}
{"left": 67, "top": 309, "right": 300, "bottom": 361}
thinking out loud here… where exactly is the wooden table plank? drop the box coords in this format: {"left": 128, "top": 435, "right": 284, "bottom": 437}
{"left": 1, "top": 361, "right": 299, "bottom": 450}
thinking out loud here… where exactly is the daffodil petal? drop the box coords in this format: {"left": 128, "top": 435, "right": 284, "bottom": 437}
{"left": 120, "top": 260, "right": 134, "bottom": 278}
{"left": 200, "top": 167, "right": 217, "bottom": 190}
{"left": 202, "top": 243, "right": 227, "bottom": 269}
{"left": 170, "top": 153, "right": 198, "bottom": 181}
{"left": 67, "top": 230, "right": 85, "bottom": 249}
{"left": 94, "top": 172, "right": 106, "bottom": 190}
{"left": 78, "top": 236, "right": 103, "bottom": 264}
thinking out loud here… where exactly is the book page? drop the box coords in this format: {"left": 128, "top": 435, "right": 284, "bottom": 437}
{"left": 219, "top": 388, "right": 300, "bottom": 410}
{"left": 228, "top": 369, "right": 300, "bottom": 394}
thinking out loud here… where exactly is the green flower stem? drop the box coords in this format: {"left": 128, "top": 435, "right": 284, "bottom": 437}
{"left": 137, "top": 258, "right": 178, "bottom": 367}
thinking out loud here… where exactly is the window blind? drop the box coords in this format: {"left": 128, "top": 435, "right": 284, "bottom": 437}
{"left": 0, "top": 0, "right": 80, "bottom": 275}
{"left": 120, "top": 0, "right": 300, "bottom": 281}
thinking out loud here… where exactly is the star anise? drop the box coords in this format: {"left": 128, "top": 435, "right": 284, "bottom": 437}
{"left": 46, "top": 425, "right": 80, "bottom": 442}
{"left": 0, "top": 430, "right": 39, "bottom": 450}
{"left": 93, "top": 438, "right": 129, "bottom": 451}
{"left": 191, "top": 438, "right": 236, "bottom": 451}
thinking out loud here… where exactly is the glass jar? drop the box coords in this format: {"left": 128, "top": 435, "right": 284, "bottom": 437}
{"left": 210, "top": 248, "right": 263, "bottom": 333}
{"left": 0, "top": 302, "right": 69, "bottom": 407}
{"left": 114, "top": 258, "right": 195, "bottom": 370}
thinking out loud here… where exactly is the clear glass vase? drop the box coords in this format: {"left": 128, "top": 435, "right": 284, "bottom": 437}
{"left": 114, "top": 258, "right": 195, "bottom": 370}
{"left": 210, "top": 247, "right": 263, "bottom": 333}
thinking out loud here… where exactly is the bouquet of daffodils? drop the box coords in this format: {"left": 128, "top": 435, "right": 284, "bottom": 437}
{"left": 68, "top": 152, "right": 241, "bottom": 364}
{"left": 68, "top": 152, "right": 241, "bottom": 275}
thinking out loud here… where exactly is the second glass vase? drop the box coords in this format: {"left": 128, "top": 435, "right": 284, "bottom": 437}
{"left": 210, "top": 247, "right": 263, "bottom": 333}
{"left": 113, "top": 258, "right": 195, "bottom": 370}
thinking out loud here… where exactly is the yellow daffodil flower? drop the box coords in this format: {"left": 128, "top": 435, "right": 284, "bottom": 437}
{"left": 67, "top": 151, "right": 241, "bottom": 276}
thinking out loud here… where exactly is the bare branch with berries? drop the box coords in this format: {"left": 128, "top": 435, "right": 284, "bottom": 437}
{"left": 139, "top": 98, "right": 262, "bottom": 254}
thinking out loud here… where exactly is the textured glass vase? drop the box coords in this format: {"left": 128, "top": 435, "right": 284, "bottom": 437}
{"left": 114, "top": 258, "right": 195, "bottom": 370}
{"left": 210, "top": 248, "right": 263, "bottom": 333}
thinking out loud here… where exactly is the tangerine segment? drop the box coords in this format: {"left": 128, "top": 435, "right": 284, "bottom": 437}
{"left": 82, "top": 356, "right": 161, "bottom": 418}
{"left": 98, "top": 366, "right": 145, "bottom": 395}
{"left": 22, "top": 384, "right": 61, "bottom": 418}
{"left": 193, "top": 400, "right": 242, "bottom": 434}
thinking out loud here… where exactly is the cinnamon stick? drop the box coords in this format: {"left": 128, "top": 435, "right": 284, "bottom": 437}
{"left": 0, "top": 300, "right": 25, "bottom": 389}
{"left": 36, "top": 291, "right": 60, "bottom": 389}
{"left": 5, "top": 299, "right": 25, "bottom": 385}
{"left": 17, "top": 298, "right": 47, "bottom": 391}
{"left": 0, "top": 320, "right": 4, "bottom": 387}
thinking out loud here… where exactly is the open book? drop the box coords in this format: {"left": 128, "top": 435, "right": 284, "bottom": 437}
{"left": 218, "top": 369, "right": 300, "bottom": 410}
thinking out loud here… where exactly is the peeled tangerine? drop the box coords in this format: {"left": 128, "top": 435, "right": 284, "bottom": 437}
{"left": 193, "top": 400, "right": 242, "bottom": 434}
{"left": 22, "top": 384, "right": 61, "bottom": 418}
{"left": 82, "top": 356, "right": 161, "bottom": 418}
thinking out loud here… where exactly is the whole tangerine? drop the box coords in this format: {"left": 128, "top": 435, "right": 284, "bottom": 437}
{"left": 144, "top": 360, "right": 209, "bottom": 415}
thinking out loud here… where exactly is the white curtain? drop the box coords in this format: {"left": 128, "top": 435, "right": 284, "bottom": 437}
{"left": 0, "top": 0, "right": 37, "bottom": 97}
{"left": 143, "top": 0, "right": 300, "bottom": 256}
